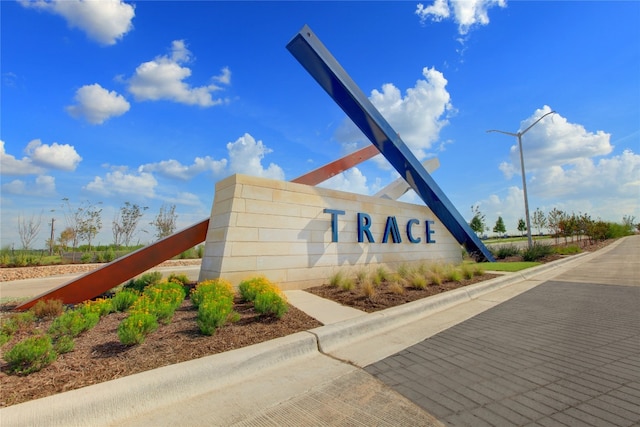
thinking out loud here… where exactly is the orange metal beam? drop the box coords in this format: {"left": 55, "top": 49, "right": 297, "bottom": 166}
{"left": 15, "top": 146, "right": 379, "bottom": 310}
{"left": 16, "top": 219, "right": 209, "bottom": 310}
{"left": 292, "top": 145, "right": 379, "bottom": 185}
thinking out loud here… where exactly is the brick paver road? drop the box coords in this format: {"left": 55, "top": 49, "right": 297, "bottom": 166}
{"left": 366, "top": 237, "right": 640, "bottom": 426}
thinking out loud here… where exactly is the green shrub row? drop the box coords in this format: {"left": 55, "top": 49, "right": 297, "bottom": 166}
{"left": 191, "top": 279, "right": 238, "bottom": 336}
{"left": 238, "top": 277, "right": 289, "bottom": 319}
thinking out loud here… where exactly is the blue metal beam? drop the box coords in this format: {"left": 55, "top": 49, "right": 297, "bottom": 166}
{"left": 287, "top": 25, "right": 495, "bottom": 262}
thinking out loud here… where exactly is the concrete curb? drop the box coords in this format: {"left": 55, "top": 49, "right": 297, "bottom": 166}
{"left": 0, "top": 331, "right": 318, "bottom": 427}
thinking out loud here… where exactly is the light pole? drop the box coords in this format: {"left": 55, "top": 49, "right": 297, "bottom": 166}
{"left": 487, "top": 110, "right": 556, "bottom": 249}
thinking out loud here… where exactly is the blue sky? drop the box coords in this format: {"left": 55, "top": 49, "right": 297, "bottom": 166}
{"left": 2, "top": 0, "right": 639, "bottom": 249}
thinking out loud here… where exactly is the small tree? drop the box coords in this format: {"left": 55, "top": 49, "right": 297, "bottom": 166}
{"left": 58, "top": 227, "right": 76, "bottom": 251}
{"left": 150, "top": 204, "right": 177, "bottom": 240}
{"left": 112, "top": 202, "right": 148, "bottom": 248}
{"left": 17, "top": 212, "right": 43, "bottom": 250}
{"left": 517, "top": 218, "right": 527, "bottom": 236}
{"left": 78, "top": 203, "right": 102, "bottom": 251}
{"left": 532, "top": 208, "right": 547, "bottom": 236}
{"left": 493, "top": 216, "right": 506, "bottom": 237}
{"left": 547, "top": 208, "right": 565, "bottom": 244}
{"left": 469, "top": 205, "right": 486, "bottom": 237}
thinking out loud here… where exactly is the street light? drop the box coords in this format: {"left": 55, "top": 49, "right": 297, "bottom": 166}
{"left": 487, "top": 110, "right": 556, "bottom": 249}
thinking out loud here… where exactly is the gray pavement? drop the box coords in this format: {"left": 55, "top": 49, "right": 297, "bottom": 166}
{"left": 1, "top": 236, "right": 638, "bottom": 426}
{"left": 367, "top": 236, "right": 640, "bottom": 426}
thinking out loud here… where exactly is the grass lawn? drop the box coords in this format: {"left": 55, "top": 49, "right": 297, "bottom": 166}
{"left": 481, "top": 261, "right": 541, "bottom": 272}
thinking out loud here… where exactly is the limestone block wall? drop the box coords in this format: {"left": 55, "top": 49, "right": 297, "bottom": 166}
{"left": 199, "top": 174, "right": 462, "bottom": 290}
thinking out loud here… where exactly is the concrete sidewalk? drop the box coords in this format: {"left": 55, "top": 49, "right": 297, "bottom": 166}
{"left": 1, "top": 236, "right": 637, "bottom": 426}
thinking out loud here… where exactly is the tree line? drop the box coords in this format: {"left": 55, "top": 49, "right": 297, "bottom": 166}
{"left": 469, "top": 205, "right": 638, "bottom": 243}
{"left": 13, "top": 200, "right": 180, "bottom": 252}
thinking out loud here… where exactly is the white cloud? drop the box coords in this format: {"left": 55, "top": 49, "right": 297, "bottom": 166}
{"left": 0, "top": 140, "right": 44, "bottom": 175}
{"left": 20, "top": 0, "right": 134, "bottom": 45}
{"left": 128, "top": 40, "right": 230, "bottom": 107}
{"left": 66, "top": 84, "right": 130, "bottom": 124}
{"left": 319, "top": 167, "right": 371, "bottom": 195}
{"left": 335, "top": 67, "right": 453, "bottom": 160}
{"left": 84, "top": 170, "right": 157, "bottom": 197}
{"left": 1, "top": 139, "right": 81, "bottom": 174}
{"left": 416, "top": 0, "right": 506, "bottom": 35}
{"left": 139, "top": 156, "right": 227, "bottom": 180}
{"left": 25, "top": 139, "right": 82, "bottom": 171}
{"left": 2, "top": 175, "right": 56, "bottom": 196}
{"left": 227, "top": 133, "right": 284, "bottom": 180}
{"left": 530, "top": 150, "right": 640, "bottom": 200}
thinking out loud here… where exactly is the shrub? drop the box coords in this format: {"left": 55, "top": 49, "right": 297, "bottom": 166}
{"left": 124, "top": 271, "right": 163, "bottom": 293}
{"left": 522, "top": 243, "right": 554, "bottom": 261}
{"left": 117, "top": 312, "right": 158, "bottom": 345}
{"left": 374, "top": 266, "right": 391, "bottom": 284}
{"left": 238, "top": 276, "right": 289, "bottom": 318}
{"left": 554, "top": 245, "right": 581, "bottom": 255}
{"left": 408, "top": 272, "right": 428, "bottom": 290}
{"left": 0, "top": 332, "right": 10, "bottom": 346}
{"left": 32, "top": 299, "right": 64, "bottom": 319}
{"left": 427, "top": 270, "right": 443, "bottom": 286}
{"left": 254, "top": 290, "right": 289, "bottom": 318}
{"left": 167, "top": 273, "right": 191, "bottom": 286}
{"left": 79, "top": 298, "right": 113, "bottom": 318}
{"left": 238, "top": 277, "right": 273, "bottom": 302}
{"left": 445, "top": 266, "right": 463, "bottom": 283}
{"left": 192, "top": 279, "right": 237, "bottom": 335}
{"left": 388, "top": 282, "right": 406, "bottom": 295}
{"left": 1, "top": 311, "right": 36, "bottom": 336}
{"left": 460, "top": 264, "right": 475, "bottom": 280}
{"left": 80, "top": 253, "right": 94, "bottom": 263}
{"left": 140, "top": 282, "right": 186, "bottom": 324}
{"left": 360, "top": 281, "right": 377, "bottom": 300}
{"left": 48, "top": 310, "right": 99, "bottom": 339}
{"left": 339, "top": 277, "right": 355, "bottom": 291}
{"left": 52, "top": 335, "right": 75, "bottom": 354}
{"left": 355, "top": 268, "right": 369, "bottom": 284}
{"left": 396, "top": 264, "right": 412, "bottom": 279}
{"left": 191, "top": 279, "right": 234, "bottom": 308}
{"left": 111, "top": 290, "right": 139, "bottom": 312}
{"left": 329, "top": 270, "right": 345, "bottom": 288}
{"left": 5, "top": 335, "right": 57, "bottom": 375}
{"left": 493, "top": 244, "right": 521, "bottom": 260}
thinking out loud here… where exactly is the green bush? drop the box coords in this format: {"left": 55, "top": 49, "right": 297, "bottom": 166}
{"left": 196, "top": 298, "right": 236, "bottom": 335}
{"left": 33, "top": 299, "right": 64, "bottom": 319}
{"left": 0, "top": 332, "right": 10, "bottom": 346}
{"left": 191, "top": 279, "right": 234, "bottom": 308}
{"left": 167, "top": 273, "right": 190, "bottom": 286}
{"left": 1, "top": 311, "right": 36, "bottom": 336}
{"left": 554, "top": 245, "right": 581, "bottom": 255}
{"left": 79, "top": 298, "right": 113, "bottom": 317}
{"left": 111, "top": 290, "right": 139, "bottom": 312}
{"left": 52, "top": 335, "right": 75, "bottom": 354}
{"left": 117, "top": 312, "right": 158, "bottom": 345}
{"left": 238, "top": 276, "right": 288, "bottom": 318}
{"left": 140, "top": 282, "right": 186, "bottom": 324}
{"left": 48, "top": 310, "right": 99, "bottom": 339}
{"left": 5, "top": 335, "right": 57, "bottom": 375}
{"left": 254, "top": 290, "right": 288, "bottom": 318}
{"left": 493, "top": 244, "right": 521, "bottom": 260}
{"left": 124, "top": 271, "right": 163, "bottom": 293}
{"left": 238, "top": 276, "right": 272, "bottom": 302}
{"left": 522, "top": 243, "right": 555, "bottom": 261}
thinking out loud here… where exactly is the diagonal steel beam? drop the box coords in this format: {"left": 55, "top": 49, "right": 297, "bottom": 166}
{"left": 292, "top": 144, "right": 378, "bottom": 185}
{"left": 287, "top": 25, "right": 494, "bottom": 261}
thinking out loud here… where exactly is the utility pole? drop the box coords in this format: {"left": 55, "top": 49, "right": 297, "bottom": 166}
{"left": 487, "top": 110, "right": 556, "bottom": 249}
{"left": 49, "top": 217, "right": 55, "bottom": 256}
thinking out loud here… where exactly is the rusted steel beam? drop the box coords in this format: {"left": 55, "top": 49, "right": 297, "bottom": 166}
{"left": 291, "top": 144, "right": 379, "bottom": 185}
{"left": 16, "top": 219, "right": 209, "bottom": 310}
